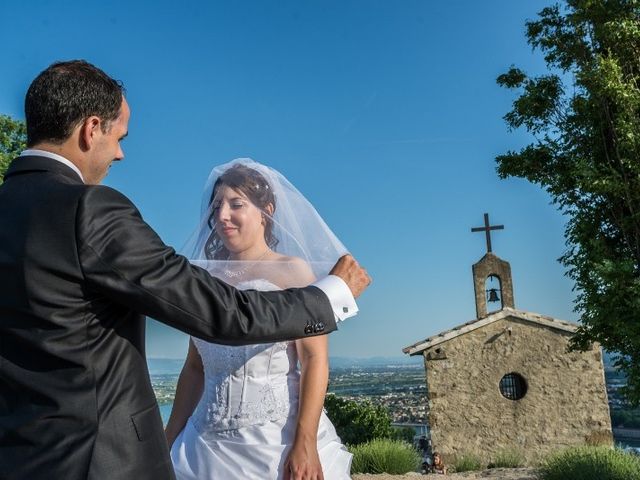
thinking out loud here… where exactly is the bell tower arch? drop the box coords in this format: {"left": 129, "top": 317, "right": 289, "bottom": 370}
{"left": 472, "top": 254, "right": 514, "bottom": 318}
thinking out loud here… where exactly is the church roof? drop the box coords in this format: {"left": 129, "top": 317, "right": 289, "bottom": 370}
{"left": 402, "top": 307, "right": 578, "bottom": 356}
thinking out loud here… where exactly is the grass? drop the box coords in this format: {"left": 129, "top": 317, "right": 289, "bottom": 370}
{"left": 452, "top": 452, "right": 483, "bottom": 472}
{"left": 349, "top": 438, "right": 421, "bottom": 474}
{"left": 538, "top": 445, "right": 640, "bottom": 480}
{"left": 488, "top": 448, "right": 526, "bottom": 468}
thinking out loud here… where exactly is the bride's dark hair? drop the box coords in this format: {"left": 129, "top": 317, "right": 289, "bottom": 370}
{"left": 204, "top": 164, "right": 278, "bottom": 260}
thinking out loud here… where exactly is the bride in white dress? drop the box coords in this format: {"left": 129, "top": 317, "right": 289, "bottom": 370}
{"left": 166, "top": 159, "right": 352, "bottom": 479}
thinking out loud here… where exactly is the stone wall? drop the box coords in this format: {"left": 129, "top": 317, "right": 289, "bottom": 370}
{"left": 423, "top": 316, "right": 611, "bottom": 464}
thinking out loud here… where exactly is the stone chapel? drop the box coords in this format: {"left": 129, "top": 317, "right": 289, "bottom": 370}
{"left": 402, "top": 214, "right": 612, "bottom": 464}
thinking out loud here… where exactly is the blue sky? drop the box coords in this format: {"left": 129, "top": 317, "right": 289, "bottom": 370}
{"left": 0, "top": 0, "right": 572, "bottom": 358}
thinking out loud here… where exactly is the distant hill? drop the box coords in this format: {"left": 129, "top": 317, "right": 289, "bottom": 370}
{"left": 147, "top": 355, "right": 423, "bottom": 374}
{"left": 149, "top": 350, "right": 619, "bottom": 375}
{"left": 147, "top": 358, "right": 185, "bottom": 375}
{"left": 329, "top": 355, "right": 423, "bottom": 368}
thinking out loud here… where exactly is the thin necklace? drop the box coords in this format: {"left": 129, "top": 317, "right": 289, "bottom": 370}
{"left": 223, "top": 248, "right": 270, "bottom": 278}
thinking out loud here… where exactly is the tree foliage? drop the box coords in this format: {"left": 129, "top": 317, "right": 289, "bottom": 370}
{"left": 611, "top": 408, "right": 640, "bottom": 428}
{"left": 390, "top": 425, "right": 417, "bottom": 444}
{"left": 323, "top": 394, "right": 393, "bottom": 446}
{"left": 0, "top": 115, "right": 26, "bottom": 185}
{"left": 497, "top": 0, "right": 640, "bottom": 404}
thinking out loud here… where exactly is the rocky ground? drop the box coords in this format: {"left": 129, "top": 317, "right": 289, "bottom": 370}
{"left": 353, "top": 468, "right": 538, "bottom": 480}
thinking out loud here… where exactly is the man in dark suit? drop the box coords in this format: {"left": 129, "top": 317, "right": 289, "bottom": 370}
{"left": 0, "top": 60, "right": 370, "bottom": 479}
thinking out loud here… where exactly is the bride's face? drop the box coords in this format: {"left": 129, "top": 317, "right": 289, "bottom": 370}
{"left": 212, "top": 186, "right": 266, "bottom": 253}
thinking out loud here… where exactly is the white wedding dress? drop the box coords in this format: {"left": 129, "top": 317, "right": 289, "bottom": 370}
{"left": 170, "top": 279, "right": 352, "bottom": 479}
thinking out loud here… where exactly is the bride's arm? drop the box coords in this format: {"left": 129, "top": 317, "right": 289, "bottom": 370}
{"left": 279, "top": 257, "right": 328, "bottom": 479}
{"left": 286, "top": 334, "right": 329, "bottom": 480}
{"left": 164, "top": 339, "right": 204, "bottom": 449}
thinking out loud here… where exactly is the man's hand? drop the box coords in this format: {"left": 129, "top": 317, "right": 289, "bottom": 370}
{"left": 329, "top": 254, "right": 371, "bottom": 299}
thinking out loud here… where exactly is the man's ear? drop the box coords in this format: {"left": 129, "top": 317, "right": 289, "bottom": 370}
{"left": 79, "top": 116, "right": 101, "bottom": 151}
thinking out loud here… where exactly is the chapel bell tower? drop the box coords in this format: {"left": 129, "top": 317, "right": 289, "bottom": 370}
{"left": 471, "top": 213, "right": 515, "bottom": 319}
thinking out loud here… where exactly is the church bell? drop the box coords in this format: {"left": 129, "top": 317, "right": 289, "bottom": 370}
{"left": 487, "top": 288, "right": 500, "bottom": 303}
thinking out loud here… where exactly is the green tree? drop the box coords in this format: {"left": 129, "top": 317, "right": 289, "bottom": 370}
{"left": 0, "top": 115, "right": 26, "bottom": 184}
{"left": 324, "top": 394, "right": 393, "bottom": 446}
{"left": 497, "top": 1, "right": 640, "bottom": 404}
{"left": 611, "top": 408, "right": 640, "bottom": 428}
{"left": 391, "top": 425, "right": 417, "bottom": 444}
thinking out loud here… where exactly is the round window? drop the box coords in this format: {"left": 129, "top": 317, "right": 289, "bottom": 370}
{"left": 499, "top": 373, "right": 527, "bottom": 400}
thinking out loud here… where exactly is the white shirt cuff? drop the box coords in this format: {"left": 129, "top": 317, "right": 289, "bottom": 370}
{"left": 312, "top": 275, "right": 359, "bottom": 322}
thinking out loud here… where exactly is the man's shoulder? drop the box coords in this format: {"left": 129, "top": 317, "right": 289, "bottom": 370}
{"left": 74, "top": 185, "right": 144, "bottom": 231}
{"left": 78, "top": 185, "right": 137, "bottom": 209}
{"left": 75, "top": 185, "right": 149, "bottom": 244}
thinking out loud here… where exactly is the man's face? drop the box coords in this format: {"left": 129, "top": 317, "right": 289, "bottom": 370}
{"left": 86, "top": 97, "right": 129, "bottom": 184}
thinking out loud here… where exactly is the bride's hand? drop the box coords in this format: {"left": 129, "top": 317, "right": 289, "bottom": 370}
{"left": 283, "top": 439, "right": 324, "bottom": 480}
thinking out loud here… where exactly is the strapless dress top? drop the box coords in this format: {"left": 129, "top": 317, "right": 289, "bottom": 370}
{"left": 190, "top": 279, "right": 300, "bottom": 434}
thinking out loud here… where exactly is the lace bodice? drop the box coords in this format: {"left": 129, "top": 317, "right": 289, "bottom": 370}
{"left": 191, "top": 279, "right": 301, "bottom": 434}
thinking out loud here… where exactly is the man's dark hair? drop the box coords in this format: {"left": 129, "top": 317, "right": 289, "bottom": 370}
{"left": 25, "top": 60, "right": 125, "bottom": 147}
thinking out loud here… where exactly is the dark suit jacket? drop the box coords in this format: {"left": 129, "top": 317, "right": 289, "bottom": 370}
{"left": 0, "top": 156, "right": 336, "bottom": 480}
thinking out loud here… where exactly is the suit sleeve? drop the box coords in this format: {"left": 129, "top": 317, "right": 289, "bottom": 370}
{"left": 75, "top": 186, "right": 337, "bottom": 345}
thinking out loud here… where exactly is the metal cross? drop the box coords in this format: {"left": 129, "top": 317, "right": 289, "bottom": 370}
{"left": 471, "top": 213, "right": 504, "bottom": 253}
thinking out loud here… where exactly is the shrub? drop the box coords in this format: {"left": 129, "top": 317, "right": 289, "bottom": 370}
{"left": 324, "top": 394, "right": 393, "bottom": 446}
{"left": 452, "top": 452, "right": 483, "bottom": 472}
{"left": 349, "top": 438, "right": 421, "bottom": 474}
{"left": 539, "top": 446, "right": 640, "bottom": 480}
{"left": 488, "top": 448, "right": 525, "bottom": 468}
